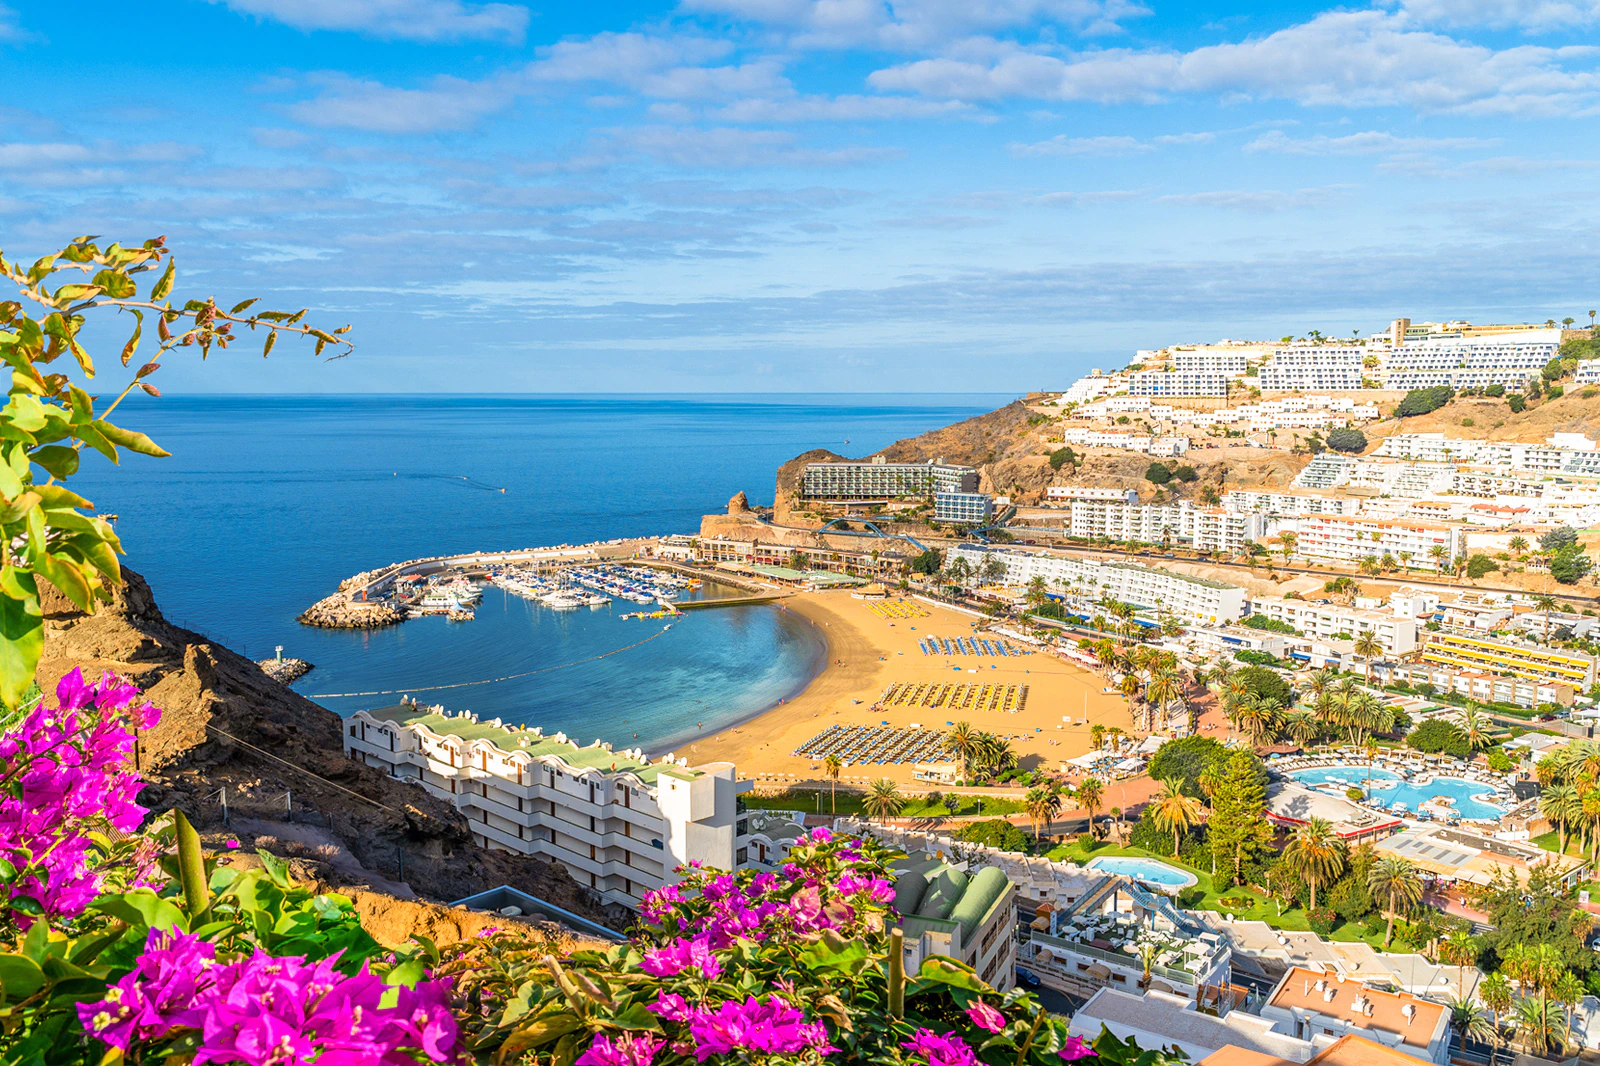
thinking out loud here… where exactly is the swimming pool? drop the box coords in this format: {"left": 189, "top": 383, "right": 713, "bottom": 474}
{"left": 1286, "top": 765, "right": 1505, "bottom": 821}
{"left": 1084, "top": 857, "right": 1198, "bottom": 892}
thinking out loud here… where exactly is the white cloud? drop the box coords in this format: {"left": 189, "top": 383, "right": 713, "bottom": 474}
{"left": 608, "top": 126, "right": 900, "bottom": 167}
{"left": 1156, "top": 184, "right": 1359, "bottom": 211}
{"left": 1009, "top": 133, "right": 1152, "bottom": 155}
{"left": 1244, "top": 129, "right": 1495, "bottom": 154}
{"left": 868, "top": 9, "right": 1600, "bottom": 115}
{"left": 0, "top": 143, "right": 94, "bottom": 168}
{"left": 287, "top": 73, "right": 513, "bottom": 133}
{"left": 0, "top": 4, "right": 25, "bottom": 42}
{"left": 205, "top": 0, "right": 528, "bottom": 43}
{"left": 1398, "top": 0, "right": 1600, "bottom": 32}
{"left": 712, "top": 93, "right": 975, "bottom": 121}
{"left": 679, "top": 0, "right": 1150, "bottom": 50}
{"left": 1023, "top": 189, "right": 1141, "bottom": 206}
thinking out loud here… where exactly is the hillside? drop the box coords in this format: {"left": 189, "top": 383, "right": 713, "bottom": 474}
{"left": 1360, "top": 386, "right": 1600, "bottom": 444}
{"left": 35, "top": 569, "right": 617, "bottom": 926}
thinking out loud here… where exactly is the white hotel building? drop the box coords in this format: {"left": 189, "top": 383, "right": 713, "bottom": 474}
{"left": 1068, "top": 499, "right": 1270, "bottom": 555}
{"left": 948, "top": 544, "right": 1247, "bottom": 625}
{"left": 1128, "top": 370, "right": 1235, "bottom": 397}
{"left": 1384, "top": 331, "right": 1558, "bottom": 390}
{"left": 1248, "top": 596, "right": 1418, "bottom": 657}
{"left": 1222, "top": 490, "right": 1363, "bottom": 517}
{"left": 1046, "top": 485, "right": 1140, "bottom": 504}
{"left": 1284, "top": 514, "right": 1468, "bottom": 572}
{"left": 1257, "top": 350, "right": 1365, "bottom": 392}
{"left": 1577, "top": 361, "right": 1600, "bottom": 385}
{"left": 344, "top": 702, "right": 767, "bottom": 909}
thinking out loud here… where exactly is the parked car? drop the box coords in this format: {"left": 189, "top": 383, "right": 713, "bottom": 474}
{"left": 1015, "top": 968, "right": 1041, "bottom": 988}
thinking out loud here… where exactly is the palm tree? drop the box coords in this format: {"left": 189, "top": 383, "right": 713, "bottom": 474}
{"left": 1146, "top": 666, "right": 1184, "bottom": 734}
{"left": 1137, "top": 941, "right": 1162, "bottom": 987}
{"left": 1512, "top": 995, "right": 1570, "bottom": 1058}
{"left": 1149, "top": 777, "right": 1203, "bottom": 856}
{"left": 1459, "top": 704, "right": 1492, "bottom": 754}
{"left": 1439, "top": 929, "right": 1479, "bottom": 1001}
{"left": 1533, "top": 593, "right": 1560, "bottom": 641}
{"left": 1509, "top": 535, "right": 1529, "bottom": 557}
{"left": 865, "top": 778, "right": 904, "bottom": 823}
{"left": 1075, "top": 778, "right": 1105, "bottom": 838}
{"left": 1283, "top": 710, "right": 1319, "bottom": 749}
{"left": 1448, "top": 998, "right": 1497, "bottom": 1053}
{"left": 1304, "top": 668, "right": 1335, "bottom": 703}
{"left": 1542, "top": 782, "right": 1581, "bottom": 854}
{"left": 1284, "top": 817, "right": 1346, "bottom": 911}
{"left": 1480, "top": 971, "right": 1513, "bottom": 1066}
{"left": 823, "top": 755, "right": 842, "bottom": 813}
{"left": 1429, "top": 544, "right": 1449, "bottom": 571}
{"left": 1353, "top": 630, "right": 1383, "bottom": 681}
{"left": 945, "top": 721, "right": 977, "bottom": 784}
{"left": 1368, "top": 855, "right": 1424, "bottom": 946}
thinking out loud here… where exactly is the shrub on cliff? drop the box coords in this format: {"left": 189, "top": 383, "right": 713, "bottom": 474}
{"left": 1395, "top": 386, "right": 1454, "bottom": 417}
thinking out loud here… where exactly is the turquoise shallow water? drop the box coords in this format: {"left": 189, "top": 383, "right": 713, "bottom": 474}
{"left": 1286, "top": 765, "right": 1505, "bottom": 820}
{"left": 71, "top": 394, "right": 1003, "bottom": 752}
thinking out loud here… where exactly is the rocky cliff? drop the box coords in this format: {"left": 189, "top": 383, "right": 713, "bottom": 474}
{"left": 35, "top": 569, "right": 617, "bottom": 928}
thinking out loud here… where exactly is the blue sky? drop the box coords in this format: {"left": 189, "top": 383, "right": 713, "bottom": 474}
{"left": 3, "top": 0, "right": 1599, "bottom": 393}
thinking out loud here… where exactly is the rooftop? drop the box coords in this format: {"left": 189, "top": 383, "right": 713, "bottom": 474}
{"left": 1266, "top": 967, "right": 1446, "bottom": 1048}
{"left": 892, "top": 854, "right": 1013, "bottom": 940}
{"left": 1202, "top": 1035, "right": 1428, "bottom": 1066}
{"left": 1075, "top": 988, "right": 1313, "bottom": 1061}
{"left": 363, "top": 703, "right": 681, "bottom": 784}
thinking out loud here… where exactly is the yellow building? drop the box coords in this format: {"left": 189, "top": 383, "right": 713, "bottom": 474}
{"left": 1420, "top": 632, "right": 1596, "bottom": 690}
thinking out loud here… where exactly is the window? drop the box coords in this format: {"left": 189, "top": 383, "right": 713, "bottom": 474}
{"left": 652, "top": 840, "right": 664, "bottom": 849}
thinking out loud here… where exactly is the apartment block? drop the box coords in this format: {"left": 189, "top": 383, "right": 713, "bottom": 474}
{"left": 1129, "top": 370, "right": 1234, "bottom": 397}
{"left": 1258, "top": 350, "right": 1364, "bottom": 392}
{"left": 1386, "top": 662, "right": 1576, "bottom": 708}
{"left": 948, "top": 544, "right": 1247, "bottom": 624}
{"left": 1068, "top": 989, "right": 1313, "bottom": 1064}
{"left": 1258, "top": 968, "right": 1451, "bottom": 1065}
{"left": 1223, "top": 490, "right": 1362, "bottom": 517}
{"left": 344, "top": 702, "right": 751, "bottom": 909}
{"left": 1024, "top": 876, "right": 1232, "bottom": 1008}
{"left": 891, "top": 852, "right": 1018, "bottom": 992}
{"left": 1420, "top": 633, "right": 1597, "bottom": 690}
{"left": 1046, "top": 486, "right": 1139, "bottom": 504}
{"left": 933, "top": 492, "right": 994, "bottom": 526}
{"left": 800, "top": 458, "right": 977, "bottom": 500}
{"left": 1286, "top": 514, "right": 1468, "bottom": 571}
{"left": 1170, "top": 349, "right": 1254, "bottom": 374}
{"left": 1577, "top": 361, "right": 1600, "bottom": 384}
{"left": 1249, "top": 596, "right": 1417, "bottom": 656}
{"left": 1384, "top": 331, "right": 1557, "bottom": 390}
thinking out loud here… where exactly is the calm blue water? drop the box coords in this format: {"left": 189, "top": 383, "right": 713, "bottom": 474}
{"left": 1286, "top": 765, "right": 1505, "bottom": 821}
{"left": 72, "top": 395, "right": 1003, "bottom": 752}
{"left": 1084, "top": 857, "right": 1194, "bottom": 888}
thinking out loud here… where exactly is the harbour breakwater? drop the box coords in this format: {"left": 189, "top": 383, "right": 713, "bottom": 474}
{"left": 299, "top": 595, "right": 406, "bottom": 629}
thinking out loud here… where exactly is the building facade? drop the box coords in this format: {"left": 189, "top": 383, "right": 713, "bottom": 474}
{"left": 948, "top": 545, "right": 1247, "bottom": 624}
{"left": 934, "top": 492, "right": 995, "bottom": 526}
{"left": 801, "top": 458, "right": 978, "bottom": 500}
{"left": 1258, "top": 350, "right": 1364, "bottom": 392}
{"left": 891, "top": 853, "right": 1017, "bottom": 992}
{"left": 1284, "top": 515, "right": 1467, "bottom": 572}
{"left": 1384, "top": 332, "right": 1557, "bottom": 391}
{"left": 1248, "top": 597, "right": 1417, "bottom": 657}
{"left": 1420, "top": 633, "right": 1597, "bottom": 690}
{"left": 344, "top": 702, "right": 750, "bottom": 909}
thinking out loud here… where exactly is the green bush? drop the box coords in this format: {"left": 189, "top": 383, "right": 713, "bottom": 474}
{"left": 1396, "top": 386, "right": 1455, "bottom": 417}
{"left": 1327, "top": 877, "right": 1373, "bottom": 922}
{"left": 1173, "top": 465, "right": 1198, "bottom": 482}
{"left": 1235, "top": 665, "right": 1291, "bottom": 704}
{"left": 1466, "top": 554, "right": 1500, "bottom": 579}
{"left": 1308, "top": 908, "right": 1338, "bottom": 935}
{"left": 1508, "top": 394, "right": 1527, "bottom": 413}
{"left": 1147, "top": 736, "right": 1231, "bottom": 797}
{"left": 1406, "top": 718, "right": 1471, "bottom": 757}
{"left": 1048, "top": 446, "right": 1077, "bottom": 470}
{"left": 956, "top": 819, "right": 1034, "bottom": 852}
{"left": 1242, "top": 615, "right": 1299, "bottom": 635}
{"left": 1145, "top": 463, "right": 1173, "bottom": 485}
{"left": 1486, "top": 748, "right": 1515, "bottom": 773}
{"left": 1325, "top": 427, "right": 1367, "bottom": 453}
{"left": 1485, "top": 383, "right": 1505, "bottom": 397}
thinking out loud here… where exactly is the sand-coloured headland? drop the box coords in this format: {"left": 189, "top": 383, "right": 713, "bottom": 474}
{"left": 680, "top": 590, "right": 1132, "bottom": 787}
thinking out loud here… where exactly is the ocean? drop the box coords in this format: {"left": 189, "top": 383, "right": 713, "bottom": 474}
{"left": 72, "top": 395, "right": 1004, "bottom": 753}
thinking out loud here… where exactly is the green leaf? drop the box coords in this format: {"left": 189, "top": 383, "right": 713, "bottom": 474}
{"left": 120, "top": 309, "right": 143, "bottom": 366}
{"left": 91, "top": 270, "right": 137, "bottom": 299}
{"left": 229, "top": 298, "right": 259, "bottom": 314}
{"left": 89, "top": 889, "right": 188, "bottom": 934}
{"left": 0, "top": 566, "right": 42, "bottom": 711}
{"left": 36, "top": 552, "right": 92, "bottom": 612}
{"left": 52, "top": 284, "right": 102, "bottom": 303}
{"left": 599, "top": 1002, "right": 662, "bottom": 1033}
{"left": 798, "top": 931, "right": 870, "bottom": 973}
{"left": 92, "top": 420, "right": 169, "bottom": 458}
{"left": 907, "top": 956, "right": 992, "bottom": 998}
{"left": 384, "top": 959, "right": 425, "bottom": 989}
{"left": 0, "top": 953, "right": 46, "bottom": 1001}
{"left": 0, "top": 859, "right": 16, "bottom": 882}
{"left": 0, "top": 491, "right": 39, "bottom": 524}
{"left": 3, "top": 393, "right": 48, "bottom": 433}
{"left": 27, "top": 445, "right": 78, "bottom": 479}
{"left": 255, "top": 848, "right": 291, "bottom": 887}
{"left": 74, "top": 422, "right": 117, "bottom": 463}
{"left": 150, "top": 258, "right": 175, "bottom": 301}
{"left": 33, "top": 483, "right": 93, "bottom": 510}
{"left": 21, "top": 917, "right": 48, "bottom": 962}
{"left": 497, "top": 1014, "right": 583, "bottom": 1063}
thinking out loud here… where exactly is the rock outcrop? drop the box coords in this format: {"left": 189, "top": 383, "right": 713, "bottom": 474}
{"left": 298, "top": 595, "right": 404, "bottom": 629}
{"left": 727, "top": 491, "right": 751, "bottom": 514}
{"left": 36, "top": 569, "right": 617, "bottom": 928}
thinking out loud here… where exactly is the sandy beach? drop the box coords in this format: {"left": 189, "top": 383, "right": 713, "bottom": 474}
{"left": 680, "top": 590, "right": 1133, "bottom": 788}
